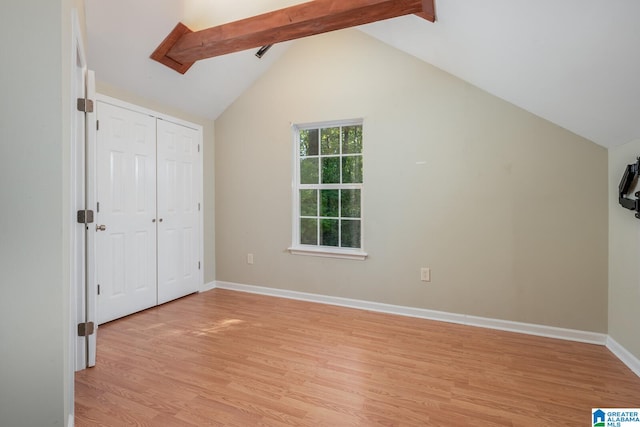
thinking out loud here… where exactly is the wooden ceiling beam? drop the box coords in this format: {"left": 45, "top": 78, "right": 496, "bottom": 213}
{"left": 151, "top": 0, "right": 435, "bottom": 74}
{"left": 150, "top": 23, "right": 196, "bottom": 74}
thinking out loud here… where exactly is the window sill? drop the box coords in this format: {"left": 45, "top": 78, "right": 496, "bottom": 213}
{"left": 288, "top": 246, "right": 368, "bottom": 261}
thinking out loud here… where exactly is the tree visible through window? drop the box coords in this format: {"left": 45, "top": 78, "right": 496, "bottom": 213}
{"left": 293, "top": 120, "right": 364, "bottom": 253}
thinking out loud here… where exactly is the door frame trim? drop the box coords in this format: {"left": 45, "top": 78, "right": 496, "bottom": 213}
{"left": 95, "top": 93, "right": 205, "bottom": 298}
{"left": 86, "top": 70, "right": 97, "bottom": 367}
{"left": 96, "top": 94, "right": 204, "bottom": 132}
{"left": 69, "top": 7, "right": 86, "bottom": 421}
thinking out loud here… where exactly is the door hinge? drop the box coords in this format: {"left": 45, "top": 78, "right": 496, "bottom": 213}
{"left": 96, "top": 119, "right": 100, "bottom": 131}
{"left": 77, "top": 321, "right": 95, "bottom": 337}
{"left": 77, "top": 209, "right": 94, "bottom": 224}
{"left": 77, "top": 98, "right": 94, "bottom": 113}
{"left": 198, "top": 261, "right": 201, "bottom": 270}
{"left": 197, "top": 144, "right": 200, "bottom": 153}
{"left": 97, "top": 284, "right": 100, "bottom": 295}
{"left": 96, "top": 202, "right": 100, "bottom": 213}
{"left": 198, "top": 202, "right": 201, "bottom": 211}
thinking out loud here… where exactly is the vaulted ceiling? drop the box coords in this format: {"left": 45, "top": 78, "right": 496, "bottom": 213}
{"left": 85, "top": 0, "right": 640, "bottom": 148}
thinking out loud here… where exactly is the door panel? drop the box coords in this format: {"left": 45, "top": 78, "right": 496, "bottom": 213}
{"left": 73, "top": 50, "right": 87, "bottom": 371}
{"left": 86, "top": 70, "right": 97, "bottom": 367}
{"left": 157, "top": 120, "right": 200, "bottom": 304}
{"left": 96, "top": 102, "right": 157, "bottom": 324}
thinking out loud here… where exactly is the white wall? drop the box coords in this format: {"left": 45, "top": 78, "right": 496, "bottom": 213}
{"left": 609, "top": 138, "right": 640, "bottom": 359}
{"left": 215, "top": 29, "right": 609, "bottom": 333}
{"left": 0, "top": 0, "right": 75, "bottom": 425}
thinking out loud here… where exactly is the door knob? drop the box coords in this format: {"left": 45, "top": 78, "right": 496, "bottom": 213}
{"left": 96, "top": 224, "right": 106, "bottom": 231}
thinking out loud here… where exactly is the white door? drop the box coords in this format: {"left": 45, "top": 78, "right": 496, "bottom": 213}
{"left": 96, "top": 102, "right": 158, "bottom": 324}
{"left": 75, "top": 71, "right": 99, "bottom": 369}
{"left": 72, "top": 35, "right": 88, "bottom": 370}
{"left": 85, "top": 70, "right": 98, "bottom": 366}
{"left": 157, "top": 119, "right": 201, "bottom": 304}
{"left": 72, "top": 8, "right": 97, "bottom": 371}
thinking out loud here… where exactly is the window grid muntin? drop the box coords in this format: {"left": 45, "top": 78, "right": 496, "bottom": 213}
{"left": 295, "top": 120, "right": 363, "bottom": 250}
{"left": 298, "top": 184, "right": 362, "bottom": 249}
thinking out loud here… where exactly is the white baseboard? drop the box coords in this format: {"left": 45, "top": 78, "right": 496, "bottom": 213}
{"left": 465, "top": 315, "right": 606, "bottom": 344}
{"left": 607, "top": 336, "right": 640, "bottom": 377}
{"left": 68, "top": 414, "right": 74, "bottom": 427}
{"left": 200, "top": 281, "right": 217, "bottom": 293}
{"left": 213, "top": 281, "right": 607, "bottom": 345}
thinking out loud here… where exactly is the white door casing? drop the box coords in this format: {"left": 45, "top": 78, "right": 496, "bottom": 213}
{"left": 71, "top": 8, "right": 98, "bottom": 373}
{"left": 85, "top": 70, "right": 97, "bottom": 367}
{"left": 94, "top": 96, "right": 204, "bottom": 325}
{"left": 96, "top": 102, "right": 158, "bottom": 324}
{"left": 71, "top": 14, "right": 87, "bottom": 372}
{"left": 157, "top": 119, "right": 201, "bottom": 304}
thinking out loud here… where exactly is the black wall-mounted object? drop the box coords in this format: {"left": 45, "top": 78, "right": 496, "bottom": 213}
{"left": 618, "top": 157, "right": 640, "bottom": 219}
{"left": 255, "top": 44, "right": 273, "bottom": 59}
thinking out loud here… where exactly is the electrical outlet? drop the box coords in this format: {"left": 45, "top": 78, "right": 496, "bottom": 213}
{"left": 420, "top": 267, "right": 430, "bottom": 282}
{"left": 247, "top": 253, "right": 254, "bottom": 265}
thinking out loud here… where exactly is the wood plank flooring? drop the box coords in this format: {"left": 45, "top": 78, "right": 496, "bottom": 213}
{"left": 75, "top": 289, "right": 640, "bottom": 426}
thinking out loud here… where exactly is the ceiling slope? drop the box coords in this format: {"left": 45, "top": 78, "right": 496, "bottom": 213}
{"left": 86, "top": 0, "right": 640, "bottom": 148}
{"left": 360, "top": 0, "right": 640, "bottom": 148}
{"left": 85, "top": 0, "right": 300, "bottom": 119}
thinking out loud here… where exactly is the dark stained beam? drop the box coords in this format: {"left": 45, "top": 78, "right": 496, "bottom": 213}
{"left": 151, "top": 0, "right": 435, "bottom": 73}
{"left": 150, "top": 23, "right": 196, "bottom": 74}
{"left": 418, "top": 0, "right": 436, "bottom": 21}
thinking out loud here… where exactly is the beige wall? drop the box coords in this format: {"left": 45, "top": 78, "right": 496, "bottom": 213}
{"left": 96, "top": 82, "right": 216, "bottom": 283}
{"left": 609, "top": 139, "right": 640, "bottom": 359}
{"left": 215, "top": 29, "right": 608, "bottom": 332}
{"left": 0, "top": 1, "right": 76, "bottom": 425}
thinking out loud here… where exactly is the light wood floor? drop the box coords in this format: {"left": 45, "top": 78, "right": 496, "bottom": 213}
{"left": 75, "top": 289, "right": 640, "bottom": 426}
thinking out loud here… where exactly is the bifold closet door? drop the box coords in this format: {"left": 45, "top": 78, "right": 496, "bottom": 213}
{"left": 96, "top": 102, "right": 158, "bottom": 324}
{"left": 156, "top": 119, "right": 200, "bottom": 304}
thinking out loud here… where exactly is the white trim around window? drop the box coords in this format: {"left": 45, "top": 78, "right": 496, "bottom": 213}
{"left": 289, "top": 119, "right": 368, "bottom": 261}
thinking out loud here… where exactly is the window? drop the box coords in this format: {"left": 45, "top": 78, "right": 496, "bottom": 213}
{"left": 289, "top": 120, "right": 367, "bottom": 260}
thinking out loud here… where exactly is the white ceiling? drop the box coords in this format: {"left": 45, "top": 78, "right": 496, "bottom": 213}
{"left": 85, "top": 0, "right": 640, "bottom": 148}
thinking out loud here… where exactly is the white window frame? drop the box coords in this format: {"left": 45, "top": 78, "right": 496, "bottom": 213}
{"left": 288, "top": 119, "right": 368, "bottom": 261}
